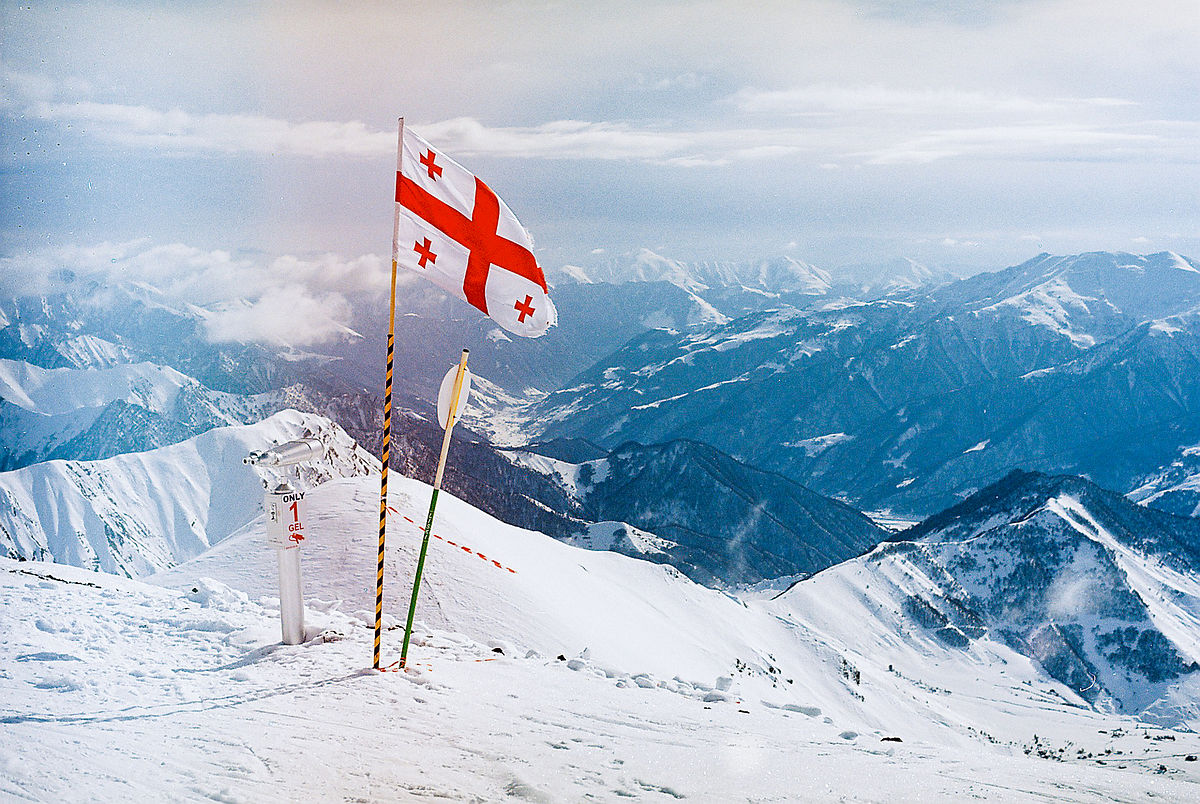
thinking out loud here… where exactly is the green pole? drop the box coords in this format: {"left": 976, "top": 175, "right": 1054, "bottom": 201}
{"left": 399, "top": 488, "right": 440, "bottom": 667}
{"left": 399, "top": 348, "right": 469, "bottom": 669}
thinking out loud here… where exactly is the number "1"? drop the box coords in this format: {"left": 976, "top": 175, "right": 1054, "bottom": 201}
{"left": 289, "top": 500, "right": 300, "bottom": 523}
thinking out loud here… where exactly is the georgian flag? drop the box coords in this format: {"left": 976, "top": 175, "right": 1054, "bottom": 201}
{"left": 394, "top": 124, "right": 557, "bottom": 338}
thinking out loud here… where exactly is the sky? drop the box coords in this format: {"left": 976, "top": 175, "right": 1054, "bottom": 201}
{"left": 2, "top": 0, "right": 1199, "bottom": 341}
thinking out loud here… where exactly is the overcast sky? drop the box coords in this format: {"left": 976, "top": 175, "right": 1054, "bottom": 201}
{"left": 3, "top": 0, "right": 1198, "bottom": 309}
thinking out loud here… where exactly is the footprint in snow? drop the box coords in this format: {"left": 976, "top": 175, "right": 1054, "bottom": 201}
{"left": 16, "top": 652, "right": 81, "bottom": 663}
{"left": 635, "top": 780, "right": 686, "bottom": 799}
{"left": 781, "top": 704, "right": 821, "bottom": 717}
{"left": 32, "top": 674, "right": 82, "bottom": 691}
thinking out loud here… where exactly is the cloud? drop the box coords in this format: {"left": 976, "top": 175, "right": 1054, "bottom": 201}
{"left": 201, "top": 285, "right": 356, "bottom": 346}
{"left": 863, "top": 123, "right": 1169, "bottom": 165}
{"left": 6, "top": 61, "right": 1194, "bottom": 174}
{"left": 8, "top": 84, "right": 808, "bottom": 166}
{"left": 15, "top": 93, "right": 1194, "bottom": 173}
{"left": 7, "top": 81, "right": 738, "bottom": 164}
{"left": 29, "top": 101, "right": 393, "bottom": 157}
{"left": 0, "top": 241, "right": 389, "bottom": 347}
{"left": 850, "top": 0, "right": 1031, "bottom": 25}
{"left": 1, "top": 68, "right": 60, "bottom": 105}
{"left": 3, "top": 0, "right": 1197, "bottom": 273}
{"left": 411, "top": 118, "right": 813, "bottom": 166}
{"left": 418, "top": 117, "right": 697, "bottom": 162}
{"left": 731, "top": 84, "right": 1072, "bottom": 116}
{"left": 721, "top": 79, "right": 1200, "bottom": 168}
{"left": 636, "top": 72, "right": 712, "bottom": 92}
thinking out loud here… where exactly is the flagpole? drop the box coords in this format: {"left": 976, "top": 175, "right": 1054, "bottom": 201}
{"left": 374, "top": 117, "right": 404, "bottom": 670}
{"left": 400, "top": 347, "right": 469, "bottom": 669}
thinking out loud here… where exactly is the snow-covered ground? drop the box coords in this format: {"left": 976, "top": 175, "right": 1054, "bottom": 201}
{"left": 4, "top": 473, "right": 1200, "bottom": 801}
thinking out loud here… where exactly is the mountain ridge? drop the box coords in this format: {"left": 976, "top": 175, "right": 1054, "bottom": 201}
{"left": 530, "top": 251, "right": 1200, "bottom": 515}
{"left": 863, "top": 469, "right": 1200, "bottom": 715}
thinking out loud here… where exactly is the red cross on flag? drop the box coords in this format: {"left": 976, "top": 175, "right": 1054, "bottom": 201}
{"left": 394, "top": 123, "right": 557, "bottom": 338}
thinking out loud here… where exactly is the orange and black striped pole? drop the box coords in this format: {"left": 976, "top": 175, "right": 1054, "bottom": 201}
{"left": 374, "top": 118, "right": 404, "bottom": 670}
{"left": 373, "top": 256, "right": 397, "bottom": 669}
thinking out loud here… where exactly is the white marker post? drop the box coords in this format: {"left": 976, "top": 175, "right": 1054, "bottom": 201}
{"left": 246, "top": 438, "right": 326, "bottom": 646}
{"left": 266, "top": 480, "right": 307, "bottom": 644}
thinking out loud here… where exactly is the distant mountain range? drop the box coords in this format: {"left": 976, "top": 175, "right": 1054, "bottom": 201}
{"left": 512, "top": 437, "right": 886, "bottom": 585}
{"left": 0, "top": 378, "right": 886, "bottom": 586}
{"left": 0, "top": 357, "right": 263, "bottom": 470}
{"left": 1130, "top": 441, "right": 1200, "bottom": 518}
{"left": 556, "top": 249, "right": 834, "bottom": 296}
{"left": 530, "top": 251, "right": 1200, "bottom": 516}
{"left": 0, "top": 269, "right": 888, "bottom": 586}
{"left": 0, "top": 284, "right": 338, "bottom": 396}
{"left": 5, "top": 248, "right": 1200, "bottom": 597}
{"left": 373, "top": 410, "right": 887, "bottom": 586}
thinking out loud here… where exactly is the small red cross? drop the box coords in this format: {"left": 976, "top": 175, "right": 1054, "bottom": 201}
{"left": 419, "top": 150, "right": 442, "bottom": 180}
{"left": 413, "top": 237, "right": 437, "bottom": 268}
{"left": 514, "top": 294, "right": 536, "bottom": 323}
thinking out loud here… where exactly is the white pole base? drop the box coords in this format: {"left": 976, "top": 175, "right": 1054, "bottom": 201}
{"left": 277, "top": 546, "right": 305, "bottom": 645}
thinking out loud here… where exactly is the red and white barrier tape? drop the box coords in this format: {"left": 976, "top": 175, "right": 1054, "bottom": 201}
{"left": 387, "top": 506, "right": 518, "bottom": 574}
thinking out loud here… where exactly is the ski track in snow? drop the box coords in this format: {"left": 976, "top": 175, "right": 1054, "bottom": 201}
{"left": 3, "top": 475, "right": 1200, "bottom": 801}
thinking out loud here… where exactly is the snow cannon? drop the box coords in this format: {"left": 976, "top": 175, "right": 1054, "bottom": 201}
{"left": 244, "top": 437, "right": 325, "bottom": 468}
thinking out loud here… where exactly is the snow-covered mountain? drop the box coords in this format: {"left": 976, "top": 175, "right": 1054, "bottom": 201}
{"left": 0, "top": 284, "right": 346, "bottom": 395}
{"left": 557, "top": 248, "right": 834, "bottom": 296}
{"left": 531, "top": 251, "right": 1200, "bottom": 515}
{"left": 1130, "top": 441, "right": 1200, "bottom": 519}
{"left": 5, "top": 248, "right": 1200, "bottom": 799}
{"left": 2, "top": 280, "right": 889, "bottom": 588}
{"left": 157, "top": 468, "right": 1200, "bottom": 736}
{"left": 6, "top": 465, "right": 1200, "bottom": 800}
{"left": 861, "top": 470, "right": 1200, "bottom": 718}
{"left": 830, "top": 256, "right": 956, "bottom": 298}
{"left": 331, "top": 271, "right": 781, "bottom": 409}
{"left": 0, "top": 349, "right": 876, "bottom": 588}
{"left": 926, "top": 251, "right": 1200, "bottom": 340}
{"left": 504, "top": 438, "right": 887, "bottom": 586}
{"left": 0, "top": 287, "right": 400, "bottom": 477}
{"left": 373, "top": 407, "right": 887, "bottom": 586}
{"left": 0, "top": 410, "right": 375, "bottom": 576}
{"left": 0, "top": 357, "right": 269, "bottom": 469}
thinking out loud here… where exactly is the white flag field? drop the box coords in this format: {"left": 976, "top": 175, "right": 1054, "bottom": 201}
{"left": 393, "top": 123, "right": 557, "bottom": 338}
